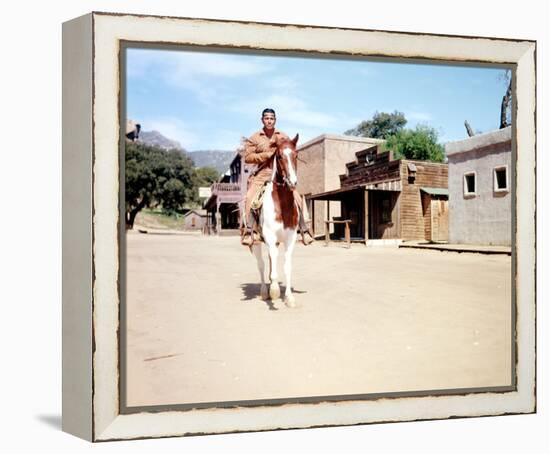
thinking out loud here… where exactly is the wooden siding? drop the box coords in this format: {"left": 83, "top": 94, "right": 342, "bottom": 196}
{"left": 431, "top": 198, "right": 449, "bottom": 241}
{"left": 183, "top": 213, "right": 207, "bottom": 230}
{"left": 340, "top": 150, "right": 401, "bottom": 188}
{"left": 399, "top": 160, "right": 448, "bottom": 240}
{"left": 422, "top": 193, "right": 432, "bottom": 240}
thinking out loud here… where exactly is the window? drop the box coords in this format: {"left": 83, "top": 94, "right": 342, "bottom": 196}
{"left": 463, "top": 171, "right": 476, "bottom": 197}
{"left": 494, "top": 165, "right": 509, "bottom": 192}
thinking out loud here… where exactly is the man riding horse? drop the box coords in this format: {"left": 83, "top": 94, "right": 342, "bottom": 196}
{"left": 240, "top": 108, "right": 315, "bottom": 247}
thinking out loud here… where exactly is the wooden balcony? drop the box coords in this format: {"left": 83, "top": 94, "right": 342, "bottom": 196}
{"left": 209, "top": 182, "right": 243, "bottom": 204}
{"left": 211, "top": 182, "right": 241, "bottom": 194}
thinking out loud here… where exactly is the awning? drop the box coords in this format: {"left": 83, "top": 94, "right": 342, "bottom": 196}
{"left": 308, "top": 179, "right": 402, "bottom": 201}
{"left": 307, "top": 185, "right": 365, "bottom": 201}
{"left": 420, "top": 187, "right": 449, "bottom": 196}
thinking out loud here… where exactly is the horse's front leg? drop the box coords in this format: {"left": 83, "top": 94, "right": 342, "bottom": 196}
{"left": 252, "top": 243, "right": 268, "bottom": 300}
{"left": 265, "top": 233, "right": 280, "bottom": 300}
{"left": 283, "top": 229, "right": 298, "bottom": 307}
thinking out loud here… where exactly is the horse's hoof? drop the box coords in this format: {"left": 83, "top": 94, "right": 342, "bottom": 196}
{"left": 269, "top": 284, "right": 280, "bottom": 300}
{"left": 260, "top": 285, "right": 269, "bottom": 300}
{"left": 285, "top": 295, "right": 296, "bottom": 308}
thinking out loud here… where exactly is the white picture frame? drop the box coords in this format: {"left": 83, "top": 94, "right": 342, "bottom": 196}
{"left": 62, "top": 11, "right": 536, "bottom": 442}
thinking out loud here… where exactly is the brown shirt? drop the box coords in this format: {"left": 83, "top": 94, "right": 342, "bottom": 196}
{"left": 243, "top": 128, "right": 289, "bottom": 181}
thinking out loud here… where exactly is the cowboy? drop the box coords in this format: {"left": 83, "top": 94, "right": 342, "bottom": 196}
{"left": 240, "top": 108, "right": 315, "bottom": 246}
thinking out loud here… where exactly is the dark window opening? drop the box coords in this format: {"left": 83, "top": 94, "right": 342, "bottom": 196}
{"left": 465, "top": 174, "right": 476, "bottom": 194}
{"left": 495, "top": 168, "right": 507, "bottom": 190}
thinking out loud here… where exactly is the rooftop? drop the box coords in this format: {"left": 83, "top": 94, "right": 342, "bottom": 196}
{"left": 445, "top": 126, "right": 512, "bottom": 156}
{"left": 297, "top": 133, "right": 385, "bottom": 150}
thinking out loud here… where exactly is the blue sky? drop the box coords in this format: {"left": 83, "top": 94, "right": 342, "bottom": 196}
{"left": 126, "top": 47, "right": 510, "bottom": 152}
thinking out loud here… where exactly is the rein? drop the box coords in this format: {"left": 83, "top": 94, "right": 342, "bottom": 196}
{"left": 270, "top": 153, "right": 294, "bottom": 189}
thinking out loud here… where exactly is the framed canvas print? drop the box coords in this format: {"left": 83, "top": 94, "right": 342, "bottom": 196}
{"left": 62, "top": 11, "right": 536, "bottom": 442}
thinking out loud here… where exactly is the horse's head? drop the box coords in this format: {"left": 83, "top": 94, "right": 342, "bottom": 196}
{"left": 274, "top": 133, "right": 299, "bottom": 190}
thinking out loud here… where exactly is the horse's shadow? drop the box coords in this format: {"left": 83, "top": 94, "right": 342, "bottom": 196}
{"left": 240, "top": 283, "right": 307, "bottom": 311}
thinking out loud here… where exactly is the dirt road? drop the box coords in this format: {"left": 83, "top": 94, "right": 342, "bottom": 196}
{"left": 125, "top": 231, "right": 512, "bottom": 408}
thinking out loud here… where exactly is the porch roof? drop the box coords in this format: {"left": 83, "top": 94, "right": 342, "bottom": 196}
{"left": 420, "top": 186, "right": 449, "bottom": 196}
{"left": 307, "top": 178, "right": 402, "bottom": 201}
{"left": 307, "top": 185, "right": 365, "bottom": 201}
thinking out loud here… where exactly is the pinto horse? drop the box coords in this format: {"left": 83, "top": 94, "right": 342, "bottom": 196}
{"left": 252, "top": 134, "right": 300, "bottom": 308}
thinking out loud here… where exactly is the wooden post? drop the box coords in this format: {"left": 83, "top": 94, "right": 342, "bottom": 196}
{"left": 325, "top": 220, "right": 330, "bottom": 246}
{"left": 345, "top": 220, "right": 351, "bottom": 248}
{"left": 215, "top": 202, "right": 221, "bottom": 236}
{"left": 311, "top": 199, "right": 315, "bottom": 236}
{"left": 430, "top": 198, "right": 436, "bottom": 242}
{"left": 237, "top": 202, "right": 242, "bottom": 231}
{"left": 364, "top": 189, "right": 369, "bottom": 246}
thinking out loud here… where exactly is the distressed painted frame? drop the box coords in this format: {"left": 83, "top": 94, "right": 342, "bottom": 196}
{"left": 62, "top": 11, "right": 536, "bottom": 442}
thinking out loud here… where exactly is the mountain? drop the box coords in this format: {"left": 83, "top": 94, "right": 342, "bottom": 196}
{"left": 188, "top": 150, "right": 236, "bottom": 174}
{"left": 139, "top": 130, "right": 185, "bottom": 151}
{"left": 138, "top": 129, "right": 235, "bottom": 173}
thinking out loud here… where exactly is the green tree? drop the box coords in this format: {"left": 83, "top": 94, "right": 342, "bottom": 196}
{"left": 125, "top": 141, "right": 196, "bottom": 229}
{"left": 194, "top": 166, "right": 220, "bottom": 187}
{"left": 159, "top": 149, "right": 197, "bottom": 215}
{"left": 345, "top": 110, "right": 407, "bottom": 139}
{"left": 186, "top": 166, "right": 221, "bottom": 207}
{"left": 386, "top": 125, "right": 445, "bottom": 162}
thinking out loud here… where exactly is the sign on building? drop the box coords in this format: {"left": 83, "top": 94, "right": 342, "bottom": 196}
{"left": 199, "top": 187, "right": 212, "bottom": 199}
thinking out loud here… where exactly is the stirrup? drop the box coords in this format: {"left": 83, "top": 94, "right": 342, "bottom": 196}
{"left": 241, "top": 233, "right": 254, "bottom": 246}
{"left": 297, "top": 207, "right": 314, "bottom": 245}
{"left": 241, "top": 212, "right": 261, "bottom": 246}
{"left": 301, "top": 230, "right": 315, "bottom": 246}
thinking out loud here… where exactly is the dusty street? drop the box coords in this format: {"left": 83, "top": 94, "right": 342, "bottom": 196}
{"left": 125, "top": 231, "right": 512, "bottom": 408}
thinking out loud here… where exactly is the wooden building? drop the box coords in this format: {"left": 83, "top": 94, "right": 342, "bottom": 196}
{"left": 203, "top": 150, "right": 251, "bottom": 234}
{"left": 182, "top": 209, "right": 207, "bottom": 231}
{"left": 296, "top": 134, "right": 385, "bottom": 235}
{"left": 309, "top": 144, "right": 449, "bottom": 243}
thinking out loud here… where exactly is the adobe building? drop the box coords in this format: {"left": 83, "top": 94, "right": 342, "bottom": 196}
{"left": 307, "top": 143, "right": 449, "bottom": 243}
{"left": 445, "top": 126, "right": 512, "bottom": 246}
{"left": 296, "top": 134, "right": 385, "bottom": 234}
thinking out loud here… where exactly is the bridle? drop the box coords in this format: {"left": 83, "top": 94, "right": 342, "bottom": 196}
{"left": 270, "top": 150, "right": 296, "bottom": 190}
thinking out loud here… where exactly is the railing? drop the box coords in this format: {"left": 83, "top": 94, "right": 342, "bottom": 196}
{"left": 211, "top": 182, "right": 241, "bottom": 193}
{"left": 325, "top": 219, "right": 353, "bottom": 249}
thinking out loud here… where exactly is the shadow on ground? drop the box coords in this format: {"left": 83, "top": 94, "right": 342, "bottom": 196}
{"left": 240, "top": 283, "right": 307, "bottom": 311}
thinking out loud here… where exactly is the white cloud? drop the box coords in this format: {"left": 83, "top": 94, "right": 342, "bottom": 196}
{"left": 282, "top": 125, "right": 324, "bottom": 146}
{"left": 127, "top": 48, "right": 273, "bottom": 105}
{"left": 264, "top": 76, "right": 299, "bottom": 91}
{"left": 204, "top": 129, "right": 243, "bottom": 151}
{"left": 407, "top": 111, "right": 433, "bottom": 122}
{"left": 229, "top": 93, "right": 358, "bottom": 134}
{"left": 268, "top": 95, "right": 336, "bottom": 128}
{"left": 172, "top": 52, "right": 271, "bottom": 78}
{"left": 128, "top": 48, "right": 271, "bottom": 78}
